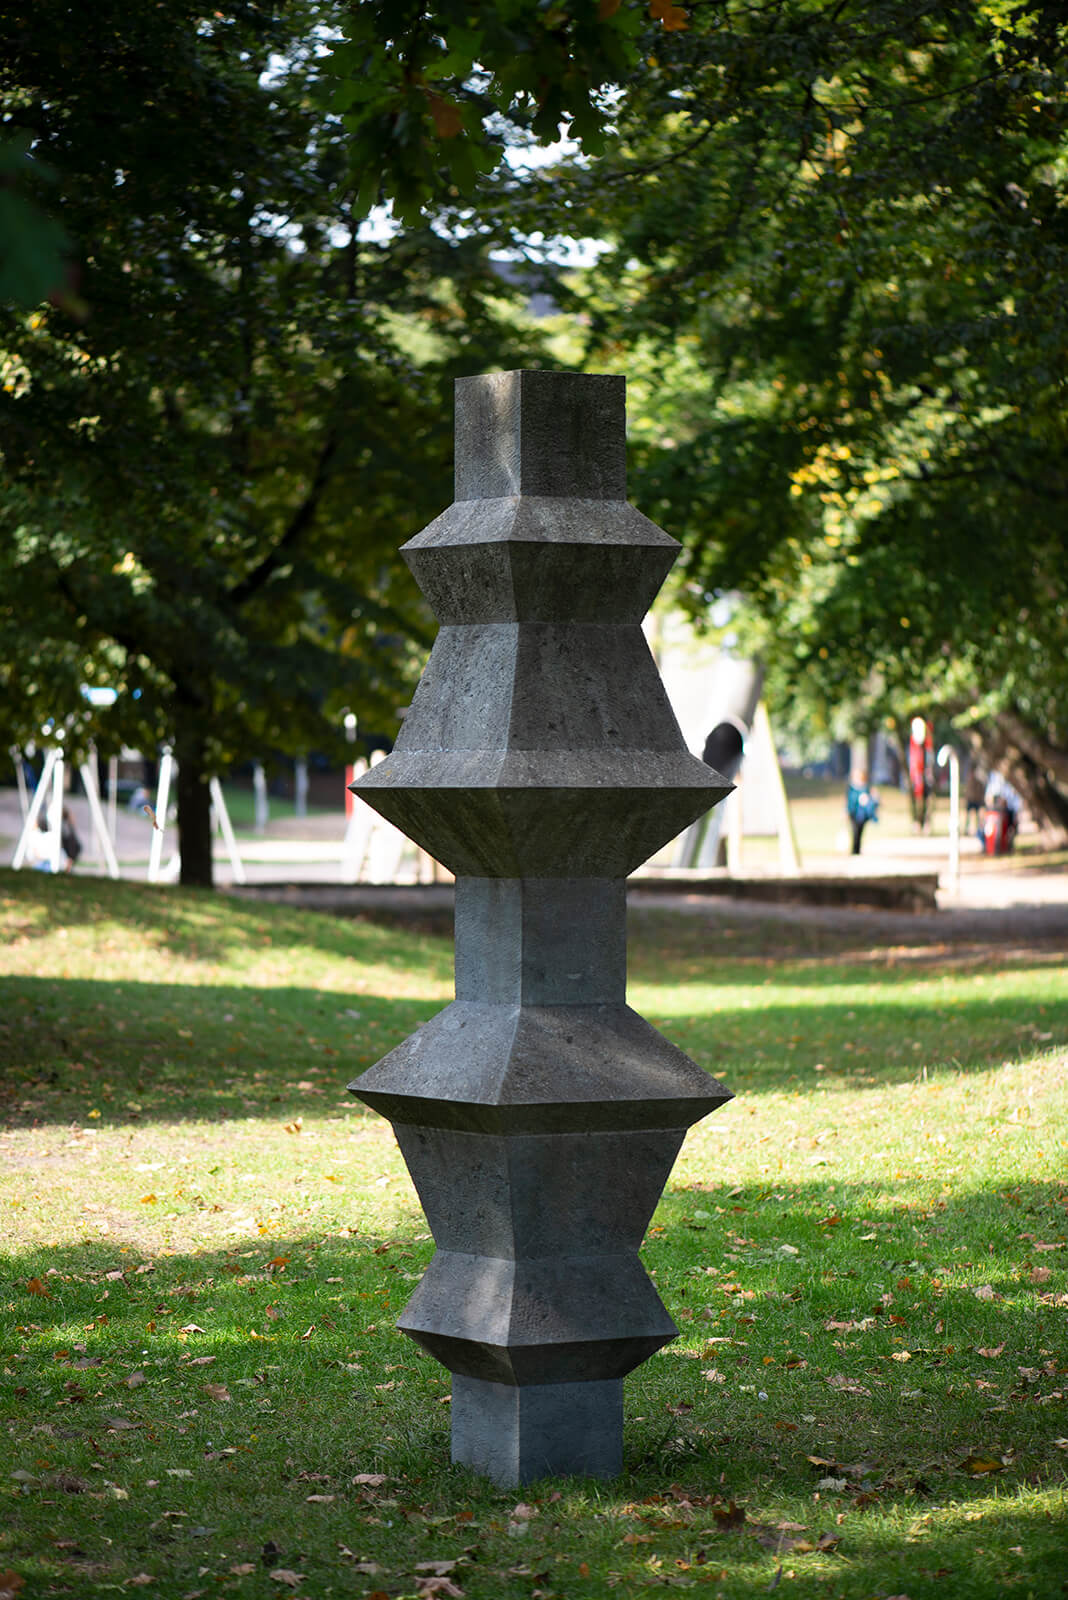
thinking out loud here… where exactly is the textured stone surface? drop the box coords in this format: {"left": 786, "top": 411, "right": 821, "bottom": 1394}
{"left": 349, "top": 370, "right": 733, "bottom": 1483}
{"left": 451, "top": 1377, "right": 624, "bottom": 1485}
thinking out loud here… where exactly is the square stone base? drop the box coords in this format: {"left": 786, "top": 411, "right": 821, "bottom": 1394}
{"left": 451, "top": 1375, "right": 623, "bottom": 1485}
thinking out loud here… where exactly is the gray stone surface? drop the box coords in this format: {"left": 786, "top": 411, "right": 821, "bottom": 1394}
{"left": 451, "top": 1377, "right": 623, "bottom": 1485}
{"left": 349, "top": 370, "right": 733, "bottom": 1483}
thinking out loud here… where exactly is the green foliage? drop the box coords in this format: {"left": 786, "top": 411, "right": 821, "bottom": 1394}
{"left": 321, "top": 0, "right": 648, "bottom": 223}
{"left": 0, "top": 138, "right": 70, "bottom": 308}
{"left": 508, "top": 0, "right": 1068, "bottom": 820}
{"left": 0, "top": 0, "right": 546, "bottom": 881}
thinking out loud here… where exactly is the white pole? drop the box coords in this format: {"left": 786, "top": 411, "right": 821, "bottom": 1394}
{"left": 148, "top": 750, "right": 173, "bottom": 883}
{"left": 252, "top": 761, "right": 268, "bottom": 834}
{"left": 79, "top": 760, "right": 120, "bottom": 879}
{"left": 48, "top": 751, "right": 65, "bottom": 872}
{"left": 209, "top": 776, "right": 246, "bottom": 885}
{"left": 11, "top": 747, "right": 59, "bottom": 868}
{"left": 938, "top": 745, "right": 960, "bottom": 895}
{"left": 294, "top": 757, "right": 308, "bottom": 818}
{"left": 11, "top": 747, "right": 29, "bottom": 822}
{"left": 726, "top": 779, "right": 743, "bottom": 873}
{"left": 341, "top": 757, "right": 372, "bottom": 883}
{"left": 106, "top": 754, "right": 118, "bottom": 844}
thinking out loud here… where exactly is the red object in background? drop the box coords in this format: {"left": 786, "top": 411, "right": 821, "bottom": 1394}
{"left": 908, "top": 718, "right": 933, "bottom": 797}
{"left": 982, "top": 805, "right": 1016, "bottom": 856}
{"left": 344, "top": 765, "right": 356, "bottom": 817}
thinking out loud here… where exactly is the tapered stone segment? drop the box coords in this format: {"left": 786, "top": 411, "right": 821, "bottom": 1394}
{"left": 348, "top": 371, "right": 733, "bottom": 1483}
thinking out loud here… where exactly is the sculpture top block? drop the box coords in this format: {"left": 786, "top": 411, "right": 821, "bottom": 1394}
{"left": 454, "top": 370, "right": 626, "bottom": 502}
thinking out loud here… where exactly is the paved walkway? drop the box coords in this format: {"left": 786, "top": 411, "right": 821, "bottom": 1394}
{"left": 3, "top": 785, "right": 1066, "bottom": 934}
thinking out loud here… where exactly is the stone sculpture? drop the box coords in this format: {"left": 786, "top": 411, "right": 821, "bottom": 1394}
{"left": 349, "top": 370, "right": 733, "bottom": 1484}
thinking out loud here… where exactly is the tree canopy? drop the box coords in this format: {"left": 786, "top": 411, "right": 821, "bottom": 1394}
{"left": 5, "top": 0, "right": 1068, "bottom": 865}
{"left": 459, "top": 0, "right": 1067, "bottom": 825}
{"left": 0, "top": 0, "right": 542, "bottom": 883}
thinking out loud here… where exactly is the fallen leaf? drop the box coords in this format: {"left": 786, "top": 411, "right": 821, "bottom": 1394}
{"left": 973, "top": 1285, "right": 996, "bottom": 1301}
{"left": 511, "top": 1503, "right": 537, "bottom": 1520}
{"left": 125, "top": 1372, "right": 147, "bottom": 1388}
{"left": 25, "top": 1278, "right": 50, "bottom": 1297}
{"left": 204, "top": 1384, "right": 231, "bottom": 1402}
{"left": 187, "top": 1356, "right": 215, "bottom": 1367}
{"left": 0, "top": 1573, "right": 25, "bottom": 1600}
{"left": 1028, "top": 1267, "right": 1052, "bottom": 1285}
{"left": 127, "top": 1578, "right": 154, "bottom": 1588}
{"left": 305, "top": 1494, "right": 335, "bottom": 1503}
{"left": 353, "top": 1473, "right": 388, "bottom": 1487}
{"left": 961, "top": 1454, "right": 1006, "bottom": 1476}
{"left": 712, "top": 1501, "right": 746, "bottom": 1529}
{"left": 283, "top": 1118, "right": 303, "bottom": 1135}
{"left": 229, "top": 1566, "right": 255, "bottom": 1577}
{"left": 268, "top": 1571, "right": 305, "bottom": 1588}
{"left": 977, "top": 1344, "right": 1006, "bottom": 1358}
{"left": 826, "top": 1374, "right": 872, "bottom": 1397}
{"left": 179, "top": 1324, "right": 206, "bottom": 1335}
{"left": 417, "top": 1580, "right": 464, "bottom": 1599}
{"left": 416, "top": 1560, "right": 459, "bottom": 1575}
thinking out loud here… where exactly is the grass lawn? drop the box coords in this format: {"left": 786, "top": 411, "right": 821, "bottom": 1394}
{"left": 1, "top": 870, "right": 1065, "bottom": 1600}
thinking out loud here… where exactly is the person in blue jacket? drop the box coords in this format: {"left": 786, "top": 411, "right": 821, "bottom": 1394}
{"left": 846, "top": 768, "right": 879, "bottom": 856}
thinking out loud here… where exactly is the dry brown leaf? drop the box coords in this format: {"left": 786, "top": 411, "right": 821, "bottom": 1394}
{"left": 127, "top": 1578, "right": 154, "bottom": 1588}
{"left": 972, "top": 1285, "right": 996, "bottom": 1301}
{"left": 1028, "top": 1266, "right": 1052, "bottom": 1284}
{"left": 977, "top": 1344, "right": 1006, "bottom": 1358}
{"left": 179, "top": 1323, "right": 206, "bottom": 1334}
{"left": 125, "top": 1372, "right": 146, "bottom": 1388}
{"left": 268, "top": 1571, "right": 305, "bottom": 1588}
{"left": 711, "top": 1501, "right": 746, "bottom": 1529}
{"left": 353, "top": 1473, "right": 388, "bottom": 1487}
{"left": 306, "top": 1494, "right": 335, "bottom": 1503}
{"left": 187, "top": 1355, "right": 215, "bottom": 1366}
{"left": 229, "top": 1565, "right": 255, "bottom": 1577}
{"left": 416, "top": 1580, "right": 464, "bottom": 1599}
{"left": 416, "top": 1560, "right": 460, "bottom": 1575}
{"left": 25, "top": 1278, "right": 49, "bottom": 1297}
{"left": 204, "top": 1383, "right": 231, "bottom": 1402}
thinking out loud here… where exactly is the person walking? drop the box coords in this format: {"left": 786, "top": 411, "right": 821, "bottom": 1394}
{"left": 846, "top": 769, "right": 879, "bottom": 856}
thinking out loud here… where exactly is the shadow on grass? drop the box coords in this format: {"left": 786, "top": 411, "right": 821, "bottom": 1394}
{"left": 4, "top": 969, "right": 1068, "bottom": 1128}
{"left": 2, "top": 1179, "right": 1065, "bottom": 1598}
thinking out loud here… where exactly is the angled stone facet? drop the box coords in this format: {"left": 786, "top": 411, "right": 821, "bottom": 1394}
{"left": 348, "top": 371, "right": 733, "bottom": 1483}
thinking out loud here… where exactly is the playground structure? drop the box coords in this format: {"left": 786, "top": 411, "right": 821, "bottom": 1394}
{"left": 8, "top": 743, "right": 247, "bottom": 884}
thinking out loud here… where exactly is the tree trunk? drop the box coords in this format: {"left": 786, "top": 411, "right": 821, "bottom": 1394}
{"left": 173, "top": 703, "right": 215, "bottom": 889}
{"left": 979, "top": 713, "right": 1068, "bottom": 839}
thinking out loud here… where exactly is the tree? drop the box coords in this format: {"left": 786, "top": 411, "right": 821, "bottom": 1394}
{"left": 500, "top": 0, "right": 1068, "bottom": 829}
{"left": 0, "top": 0, "right": 543, "bottom": 884}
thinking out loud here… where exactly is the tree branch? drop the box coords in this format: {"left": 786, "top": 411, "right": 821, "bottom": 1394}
{"left": 227, "top": 431, "right": 339, "bottom": 609}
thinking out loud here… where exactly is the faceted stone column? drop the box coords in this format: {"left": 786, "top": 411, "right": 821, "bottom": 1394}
{"left": 348, "top": 371, "right": 733, "bottom": 1485}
